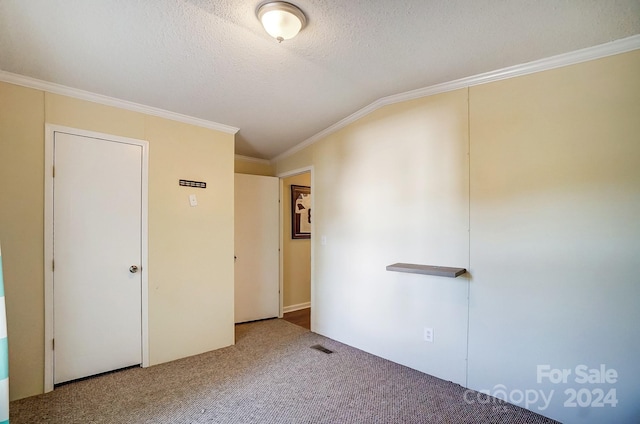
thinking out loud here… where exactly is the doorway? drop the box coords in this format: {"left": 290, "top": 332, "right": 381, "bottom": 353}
{"left": 44, "top": 125, "right": 149, "bottom": 392}
{"left": 280, "top": 170, "right": 312, "bottom": 330}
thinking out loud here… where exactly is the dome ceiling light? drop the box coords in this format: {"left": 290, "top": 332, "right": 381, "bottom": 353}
{"left": 256, "top": 1, "right": 307, "bottom": 43}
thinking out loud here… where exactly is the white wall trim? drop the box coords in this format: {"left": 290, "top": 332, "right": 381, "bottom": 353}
{"left": 0, "top": 71, "right": 239, "bottom": 135}
{"left": 278, "top": 179, "right": 284, "bottom": 319}
{"left": 234, "top": 154, "right": 270, "bottom": 165}
{"left": 272, "top": 34, "right": 640, "bottom": 163}
{"left": 276, "top": 166, "right": 313, "bottom": 179}
{"left": 277, "top": 166, "right": 314, "bottom": 327}
{"left": 43, "top": 127, "right": 54, "bottom": 393}
{"left": 283, "top": 302, "right": 311, "bottom": 314}
{"left": 309, "top": 167, "right": 315, "bottom": 331}
{"left": 44, "top": 124, "right": 150, "bottom": 392}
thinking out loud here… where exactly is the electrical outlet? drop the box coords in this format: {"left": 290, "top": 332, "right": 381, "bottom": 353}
{"left": 423, "top": 327, "right": 434, "bottom": 343}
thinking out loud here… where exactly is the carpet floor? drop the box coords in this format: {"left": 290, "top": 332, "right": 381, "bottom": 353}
{"left": 10, "top": 319, "right": 559, "bottom": 423}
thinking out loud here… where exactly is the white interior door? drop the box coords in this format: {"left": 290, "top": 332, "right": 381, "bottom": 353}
{"left": 53, "top": 131, "right": 143, "bottom": 384}
{"left": 234, "top": 174, "right": 279, "bottom": 323}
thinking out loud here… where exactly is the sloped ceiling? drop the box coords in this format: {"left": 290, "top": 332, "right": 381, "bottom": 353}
{"left": 1, "top": 0, "right": 639, "bottom": 159}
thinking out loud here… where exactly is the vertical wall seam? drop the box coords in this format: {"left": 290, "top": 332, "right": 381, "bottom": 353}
{"left": 465, "top": 86, "right": 471, "bottom": 388}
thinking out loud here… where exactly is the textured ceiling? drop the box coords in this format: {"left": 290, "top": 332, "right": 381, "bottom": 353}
{"left": 1, "top": 1, "right": 639, "bottom": 159}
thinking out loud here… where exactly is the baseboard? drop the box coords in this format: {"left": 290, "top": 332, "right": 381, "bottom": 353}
{"left": 283, "top": 302, "right": 310, "bottom": 313}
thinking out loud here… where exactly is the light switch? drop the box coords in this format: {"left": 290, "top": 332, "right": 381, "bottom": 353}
{"left": 189, "top": 194, "right": 198, "bottom": 207}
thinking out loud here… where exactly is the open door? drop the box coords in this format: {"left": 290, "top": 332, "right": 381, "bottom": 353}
{"left": 234, "top": 173, "right": 279, "bottom": 323}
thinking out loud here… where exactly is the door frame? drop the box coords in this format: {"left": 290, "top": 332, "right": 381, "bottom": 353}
{"left": 276, "top": 166, "right": 314, "bottom": 330}
{"left": 43, "top": 124, "right": 150, "bottom": 392}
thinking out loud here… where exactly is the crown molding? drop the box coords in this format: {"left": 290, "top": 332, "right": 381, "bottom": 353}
{"left": 272, "top": 34, "right": 640, "bottom": 163}
{"left": 234, "top": 154, "right": 271, "bottom": 165}
{"left": 0, "top": 71, "right": 239, "bottom": 135}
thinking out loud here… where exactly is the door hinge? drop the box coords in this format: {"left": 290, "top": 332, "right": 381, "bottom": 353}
{"left": 52, "top": 166, "right": 55, "bottom": 178}
{"left": 52, "top": 339, "right": 55, "bottom": 350}
{"left": 52, "top": 259, "right": 55, "bottom": 271}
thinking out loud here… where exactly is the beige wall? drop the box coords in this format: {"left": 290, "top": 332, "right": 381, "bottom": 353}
{"left": 234, "top": 157, "right": 274, "bottom": 176}
{"left": 273, "top": 50, "right": 640, "bottom": 423}
{"left": 143, "top": 116, "right": 234, "bottom": 365}
{"left": 467, "top": 51, "right": 640, "bottom": 424}
{"left": 282, "top": 173, "right": 311, "bottom": 309}
{"left": 0, "top": 84, "right": 235, "bottom": 400}
{"left": 0, "top": 83, "right": 45, "bottom": 401}
{"left": 281, "top": 90, "right": 472, "bottom": 384}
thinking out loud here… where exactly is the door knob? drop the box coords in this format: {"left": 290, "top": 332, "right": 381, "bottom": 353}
{"left": 129, "top": 265, "right": 139, "bottom": 273}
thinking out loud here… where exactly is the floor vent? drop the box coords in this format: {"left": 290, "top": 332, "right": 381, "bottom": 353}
{"left": 310, "top": 344, "right": 333, "bottom": 354}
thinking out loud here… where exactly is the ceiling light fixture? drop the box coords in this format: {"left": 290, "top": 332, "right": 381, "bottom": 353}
{"left": 257, "top": 1, "right": 307, "bottom": 43}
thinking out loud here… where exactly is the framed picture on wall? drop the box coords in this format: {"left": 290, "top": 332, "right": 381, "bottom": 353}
{"left": 291, "top": 185, "right": 311, "bottom": 239}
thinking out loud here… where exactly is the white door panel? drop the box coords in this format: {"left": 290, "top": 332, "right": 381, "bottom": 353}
{"left": 54, "top": 132, "right": 142, "bottom": 384}
{"left": 234, "top": 174, "right": 279, "bottom": 323}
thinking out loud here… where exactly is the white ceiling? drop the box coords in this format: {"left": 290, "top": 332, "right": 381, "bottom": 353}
{"left": 1, "top": 1, "right": 639, "bottom": 159}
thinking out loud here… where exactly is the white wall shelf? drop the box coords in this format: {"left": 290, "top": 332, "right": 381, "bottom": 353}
{"left": 386, "top": 263, "right": 467, "bottom": 278}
